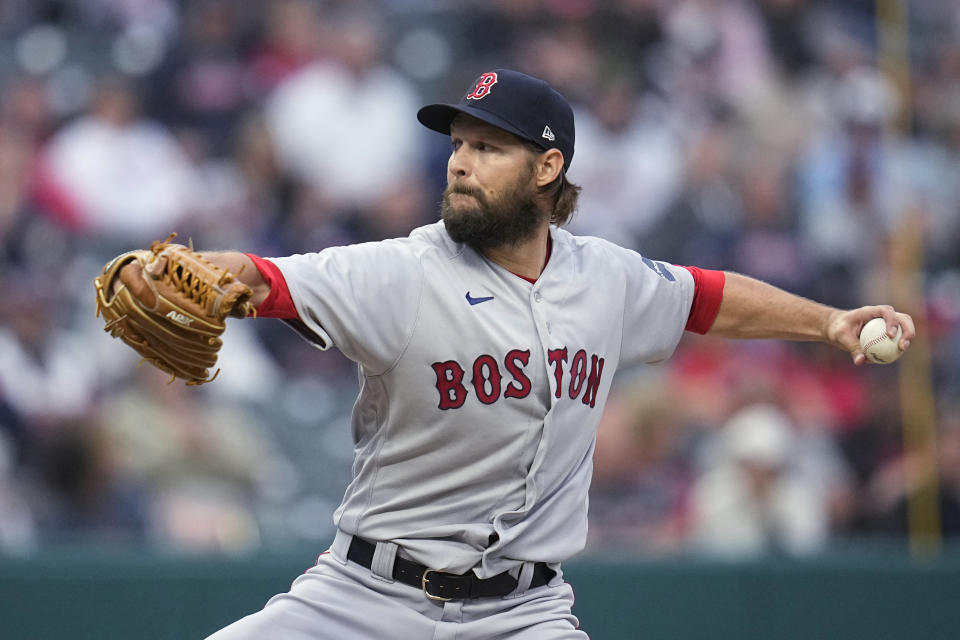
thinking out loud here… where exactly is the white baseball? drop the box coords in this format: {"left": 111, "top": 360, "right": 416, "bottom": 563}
{"left": 859, "top": 317, "right": 903, "bottom": 364}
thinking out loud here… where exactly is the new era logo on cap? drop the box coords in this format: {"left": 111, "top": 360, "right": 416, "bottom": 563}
{"left": 416, "top": 69, "right": 575, "bottom": 172}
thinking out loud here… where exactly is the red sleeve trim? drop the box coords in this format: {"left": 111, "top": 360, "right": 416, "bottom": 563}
{"left": 245, "top": 254, "right": 299, "bottom": 319}
{"left": 682, "top": 266, "right": 725, "bottom": 334}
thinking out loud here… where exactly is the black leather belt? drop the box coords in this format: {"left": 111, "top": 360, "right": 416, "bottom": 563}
{"left": 346, "top": 536, "right": 555, "bottom": 601}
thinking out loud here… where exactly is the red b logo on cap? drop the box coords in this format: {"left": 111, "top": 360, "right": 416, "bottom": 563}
{"left": 466, "top": 72, "right": 498, "bottom": 100}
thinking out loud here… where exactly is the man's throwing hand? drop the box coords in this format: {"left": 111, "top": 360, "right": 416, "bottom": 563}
{"left": 826, "top": 305, "right": 915, "bottom": 366}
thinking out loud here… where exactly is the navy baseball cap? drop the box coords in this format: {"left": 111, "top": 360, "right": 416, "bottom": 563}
{"left": 417, "top": 69, "right": 575, "bottom": 172}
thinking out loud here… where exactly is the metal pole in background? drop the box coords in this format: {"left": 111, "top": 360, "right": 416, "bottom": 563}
{"left": 876, "top": 0, "right": 941, "bottom": 558}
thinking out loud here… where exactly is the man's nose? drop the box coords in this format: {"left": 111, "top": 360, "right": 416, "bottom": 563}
{"left": 448, "top": 149, "right": 470, "bottom": 177}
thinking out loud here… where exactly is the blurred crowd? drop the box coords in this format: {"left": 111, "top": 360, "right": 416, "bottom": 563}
{"left": 1, "top": 0, "right": 959, "bottom": 559}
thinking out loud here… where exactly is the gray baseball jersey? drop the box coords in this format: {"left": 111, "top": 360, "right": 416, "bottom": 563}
{"left": 268, "top": 221, "right": 695, "bottom": 578}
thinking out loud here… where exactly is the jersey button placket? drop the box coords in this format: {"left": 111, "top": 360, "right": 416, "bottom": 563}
{"left": 533, "top": 291, "right": 551, "bottom": 333}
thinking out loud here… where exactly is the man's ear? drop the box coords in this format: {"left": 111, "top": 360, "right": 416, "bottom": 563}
{"left": 535, "top": 149, "right": 564, "bottom": 187}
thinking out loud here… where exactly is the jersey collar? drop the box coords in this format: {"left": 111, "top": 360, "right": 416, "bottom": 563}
{"left": 509, "top": 233, "right": 552, "bottom": 284}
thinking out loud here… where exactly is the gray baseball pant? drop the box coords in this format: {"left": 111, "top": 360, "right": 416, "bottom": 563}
{"left": 205, "top": 530, "right": 587, "bottom": 639}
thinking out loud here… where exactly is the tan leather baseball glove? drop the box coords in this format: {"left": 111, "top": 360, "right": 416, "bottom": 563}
{"left": 94, "top": 234, "right": 254, "bottom": 385}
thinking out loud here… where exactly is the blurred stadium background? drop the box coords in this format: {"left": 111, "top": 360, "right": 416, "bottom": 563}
{"left": 1, "top": 0, "right": 959, "bottom": 637}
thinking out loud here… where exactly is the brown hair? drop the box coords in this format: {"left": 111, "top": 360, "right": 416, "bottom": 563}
{"left": 521, "top": 140, "right": 581, "bottom": 226}
{"left": 543, "top": 173, "right": 581, "bottom": 226}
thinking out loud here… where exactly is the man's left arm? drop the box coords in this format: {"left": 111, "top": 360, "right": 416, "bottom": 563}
{"left": 706, "top": 272, "right": 915, "bottom": 366}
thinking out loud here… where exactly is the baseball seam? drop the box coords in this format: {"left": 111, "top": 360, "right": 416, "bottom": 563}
{"left": 863, "top": 334, "right": 892, "bottom": 351}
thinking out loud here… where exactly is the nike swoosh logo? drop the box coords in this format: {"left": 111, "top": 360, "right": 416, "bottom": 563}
{"left": 465, "top": 292, "right": 495, "bottom": 306}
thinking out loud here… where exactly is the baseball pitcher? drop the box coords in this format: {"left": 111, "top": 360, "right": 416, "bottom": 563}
{"left": 95, "top": 70, "right": 915, "bottom": 639}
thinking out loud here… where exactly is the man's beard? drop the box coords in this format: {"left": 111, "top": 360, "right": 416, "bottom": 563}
{"left": 440, "top": 169, "right": 544, "bottom": 253}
